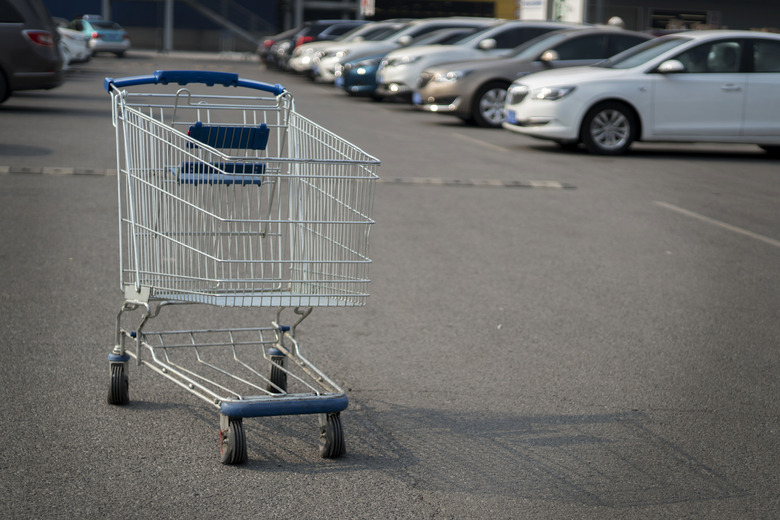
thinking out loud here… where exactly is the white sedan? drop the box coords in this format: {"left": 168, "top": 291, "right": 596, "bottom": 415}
{"left": 502, "top": 30, "right": 780, "bottom": 155}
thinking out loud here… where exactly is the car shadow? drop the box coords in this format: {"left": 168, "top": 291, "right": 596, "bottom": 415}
{"left": 525, "top": 142, "right": 777, "bottom": 161}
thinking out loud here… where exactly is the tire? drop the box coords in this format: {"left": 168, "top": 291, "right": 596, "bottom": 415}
{"left": 220, "top": 417, "right": 247, "bottom": 465}
{"left": 759, "top": 145, "right": 780, "bottom": 157}
{"left": 472, "top": 82, "right": 510, "bottom": 128}
{"left": 266, "top": 355, "right": 287, "bottom": 393}
{"left": 318, "top": 413, "right": 345, "bottom": 458}
{"left": 0, "top": 69, "right": 10, "bottom": 104}
{"left": 581, "top": 102, "right": 637, "bottom": 155}
{"left": 107, "top": 363, "right": 129, "bottom": 405}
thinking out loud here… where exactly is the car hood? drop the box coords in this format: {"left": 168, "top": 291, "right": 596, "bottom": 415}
{"left": 509, "top": 65, "right": 630, "bottom": 87}
{"left": 344, "top": 52, "right": 386, "bottom": 65}
{"left": 332, "top": 40, "right": 400, "bottom": 56}
{"left": 425, "top": 54, "right": 530, "bottom": 74}
{"left": 296, "top": 40, "right": 339, "bottom": 53}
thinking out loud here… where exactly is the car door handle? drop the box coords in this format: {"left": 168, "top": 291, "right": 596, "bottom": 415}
{"left": 721, "top": 84, "right": 742, "bottom": 92}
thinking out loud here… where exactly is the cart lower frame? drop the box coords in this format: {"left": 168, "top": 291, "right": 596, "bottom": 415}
{"left": 108, "top": 288, "right": 348, "bottom": 464}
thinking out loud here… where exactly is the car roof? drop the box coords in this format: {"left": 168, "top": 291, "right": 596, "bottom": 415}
{"left": 668, "top": 29, "right": 780, "bottom": 40}
{"left": 419, "top": 27, "right": 651, "bottom": 72}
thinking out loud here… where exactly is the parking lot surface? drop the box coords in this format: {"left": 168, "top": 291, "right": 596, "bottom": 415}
{"left": 1, "top": 50, "right": 778, "bottom": 519}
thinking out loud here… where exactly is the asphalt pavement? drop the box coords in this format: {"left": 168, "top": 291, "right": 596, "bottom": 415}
{"left": 1, "top": 49, "right": 778, "bottom": 519}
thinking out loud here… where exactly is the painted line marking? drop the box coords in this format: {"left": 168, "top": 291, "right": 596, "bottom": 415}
{"left": 1, "top": 166, "right": 115, "bottom": 176}
{"left": 453, "top": 132, "right": 513, "bottom": 153}
{"left": 1, "top": 166, "right": 575, "bottom": 189}
{"left": 654, "top": 201, "right": 780, "bottom": 248}
{"left": 379, "top": 177, "right": 575, "bottom": 189}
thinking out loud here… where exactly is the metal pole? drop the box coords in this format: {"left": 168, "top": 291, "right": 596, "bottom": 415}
{"left": 102, "top": 0, "right": 111, "bottom": 21}
{"left": 594, "top": 0, "right": 606, "bottom": 24}
{"left": 164, "top": 0, "right": 174, "bottom": 52}
{"left": 295, "top": 0, "right": 304, "bottom": 28}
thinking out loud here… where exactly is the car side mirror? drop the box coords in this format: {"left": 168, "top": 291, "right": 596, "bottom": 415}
{"left": 656, "top": 59, "right": 685, "bottom": 73}
{"left": 478, "top": 38, "right": 497, "bottom": 50}
{"left": 540, "top": 50, "right": 560, "bottom": 63}
{"left": 397, "top": 35, "right": 413, "bottom": 46}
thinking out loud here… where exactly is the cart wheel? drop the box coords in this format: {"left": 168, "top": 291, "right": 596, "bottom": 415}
{"left": 267, "top": 355, "right": 287, "bottom": 393}
{"left": 318, "top": 413, "right": 345, "bottom": 458}
{"left": 107, "top": 363, "right": 129, "bottom": 405}
{"left": 220, "top": 417, "right": 247, "bottom": 465}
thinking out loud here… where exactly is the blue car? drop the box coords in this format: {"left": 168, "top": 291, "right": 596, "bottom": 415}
{"left": 335, "top": 27, "right": 482, "bottom": 100}
{"left": 69, "top": 15, "right": 130, "bottom": 57}
{"left": 336, "top": 52, "right": 385, "bottom": 99}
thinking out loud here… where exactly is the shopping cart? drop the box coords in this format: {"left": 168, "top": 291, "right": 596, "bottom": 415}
{"left": 104, "top": 70, "right": 379, "bottom": 464}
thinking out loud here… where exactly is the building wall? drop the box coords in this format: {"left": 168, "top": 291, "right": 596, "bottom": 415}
{"left": 587, "top": 0, "right": 780, "bottom": 31}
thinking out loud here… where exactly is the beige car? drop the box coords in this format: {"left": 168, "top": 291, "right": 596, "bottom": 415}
{"left": 413, "top": 28, "right": 651, "bottom": 128}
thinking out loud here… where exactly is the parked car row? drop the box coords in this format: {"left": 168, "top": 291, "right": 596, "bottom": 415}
{"left": 265, "top": 17, "right": 780, "bottom": 156}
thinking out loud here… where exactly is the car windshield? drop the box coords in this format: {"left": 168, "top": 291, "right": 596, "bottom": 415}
{"left": 597, "top": 34, "right": 692, "bottom": 68}
{"left": 502, "top": 31, "right": 575, "bottom": 59}
{"left": 361, "top": 25, "right": 406, "bottom": 41}
{"left": 450, "top": 24, "right": 503, "bottom": 46}
{"left": 378, "top": 24, "right": 413, "bottom": 41}
{"left": 409, "top": 27, "right": 480, "bottom": 46}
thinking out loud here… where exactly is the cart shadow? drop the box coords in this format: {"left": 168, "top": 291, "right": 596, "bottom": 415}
{"left": 243, "top": 400, "right": 747, "bottom": 508}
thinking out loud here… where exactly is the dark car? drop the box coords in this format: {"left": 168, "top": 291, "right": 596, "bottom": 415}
{"left": 414, "top": 27, "right": 652, "bottom": 127}
{"left": 0, "top": 0, "right": 63, "bottom": 103}
{"left": 258, "top": 25, "right": 301, "bottom": 68}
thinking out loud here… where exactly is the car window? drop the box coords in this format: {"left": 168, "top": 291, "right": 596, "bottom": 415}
{"left": 752, "top": 39, "right": 780, "bottom": 72}
{"left": 608, "top": 34, "right": 649, "bottom": 56}
{"left": 553, "top": 34, "right": 606, "bottom": 59}
{"left": 491, "top": 27, "right": 555, "bottom": 49}
{"left": 325, "top": 24, "right": 362, "bottom": 37}
{"left": 674, "top": 40, "right": 742, "bottom": 73}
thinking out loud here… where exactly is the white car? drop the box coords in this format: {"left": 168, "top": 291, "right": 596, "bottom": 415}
{"left": 312, "top": 17, "right": 496, "bottom": 83}
{"left": 53, "top": 18, "right": 90, "bottom": 67}
{"left": 376, "top": 20, "right": 576, "bottom": 100}
{"left": 502, "top": 30, "right": 780, "bottom": 155}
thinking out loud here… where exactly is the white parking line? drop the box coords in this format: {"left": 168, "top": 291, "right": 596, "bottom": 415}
{"left": 654, "top": 201, "right": 780, "bottom": 248}
{"left": 378, "top": 177, "right": 574, "bottom": 189}
{"left": 452, "top": 132, "right": 513, "bottom": 153}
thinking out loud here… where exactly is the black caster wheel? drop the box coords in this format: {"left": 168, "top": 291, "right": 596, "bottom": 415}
{"left": 318, "top": 413, "right": 345, "bottom": 458}
{"left": 266, "top": 353, "right": 287, "bottom": 393}
{"left": 107, "top": 363, "right": 129, "bottom": 405}
{"left": 220, "top": 417, "right": 247, "bottom": 465}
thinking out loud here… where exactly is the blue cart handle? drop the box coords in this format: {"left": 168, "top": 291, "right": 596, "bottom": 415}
{"left": 104, "top": 70, "right": 285, "bottom": 96}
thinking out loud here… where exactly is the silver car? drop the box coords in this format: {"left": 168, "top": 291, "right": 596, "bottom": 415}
{"left": 413, "top": 27, "right": 652, "bottom": 127}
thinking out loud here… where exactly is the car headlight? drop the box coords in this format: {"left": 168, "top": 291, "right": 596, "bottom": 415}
{"left": 529, "top": 86, "right": 576, "bottom": 101}
{"left": 431, "top": 70, "right": 472, "bottom": 84}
